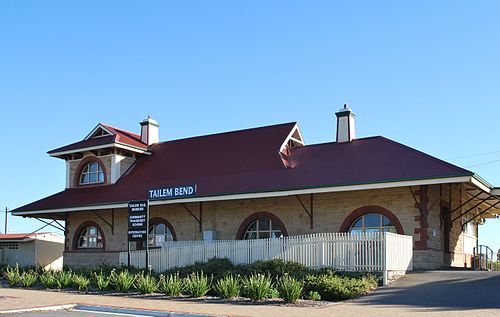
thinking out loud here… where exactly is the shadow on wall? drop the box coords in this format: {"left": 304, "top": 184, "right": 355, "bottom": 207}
{"left": 36, "top": 239, "right": 64, "bottom": 270}
{"left": 355, "top": 271, "right": 500, "bottom": 310}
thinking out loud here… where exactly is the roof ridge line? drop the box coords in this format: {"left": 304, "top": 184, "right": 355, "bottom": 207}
{"left": 293, "top": 135, "right": 383, "bottom": 149}
{"left": 101, "top": 123, "right": 142, "bottom": 139}
{"left": 154, "top": 121, "right": 297, "bottom": 145}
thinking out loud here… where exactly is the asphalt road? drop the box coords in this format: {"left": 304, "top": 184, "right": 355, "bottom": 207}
{"left": 355, "top": 270, "right": 500, "bottom": 310}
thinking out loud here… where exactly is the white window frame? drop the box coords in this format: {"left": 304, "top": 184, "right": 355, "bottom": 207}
{"left": 243, "top": 218, "right": 283, "bottom": 240}
{"left": 349, "top": 213, "right": 397, "bottom": 234}
{"left": 78, "top": 226, "right": 103, "bottom": 248}
{"left": 79, "top": 162, "right": 105, "bottom": 185}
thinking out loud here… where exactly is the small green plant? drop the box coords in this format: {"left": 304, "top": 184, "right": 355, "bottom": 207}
{"left": 183, "top": 271, "right": 211, "bottom": 298}
{"left": 158, "top": 273, "right": 183, "bottom": 297}
{"left": 93, "top": 270, "right": 110, "bottom": 290}
{"left": 72, "top": 274, "right": 90, "bottom": 291}
{"left": 19, "top": 270, "right": 38, "bottom": 288}
{"left": 4, "top": 265, "right": 21, "bottom": 287}
{"left": 55, "top": 270, "right": 73, "bottom": 289}
{"left": 214, "top": 275, "right": 240, "bottom": 299}
{"left": 269, "top": 287, "right": 280, "bottom": 299}
{"left": 305, "top": 290, "right": 322, "bottom": 301}
{"left": 39, "top": 271, "right": 56, "bottom": 288}
{"left": 135, "top": 273, "right": 157, "bottom": 294}
{"left": 110, "top": 269, "right": 136, "bottom": 293}
{"left": 242, "top": 274, "right": 274, "bottom": 301}
{"left": 277, "top": 274, "right": 303, "bottom": 303}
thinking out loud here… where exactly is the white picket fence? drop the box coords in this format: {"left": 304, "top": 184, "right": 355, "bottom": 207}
{"left": 119, "top": 232, "right": 413, "bottom": 285}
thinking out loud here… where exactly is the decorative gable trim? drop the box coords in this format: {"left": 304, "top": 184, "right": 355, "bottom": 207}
{"left": 279, "top": 123, "right": 305, "bottom": 153}
{"left": 279, "top": 123, "right": 305, "bottom": 168}
{"left": 84, "top": 124, "right": 115, "bottom": 140}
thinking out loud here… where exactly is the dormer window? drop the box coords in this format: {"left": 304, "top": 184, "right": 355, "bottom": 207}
{"left": 79, "top": 161, "right": 105, "bottom": 185}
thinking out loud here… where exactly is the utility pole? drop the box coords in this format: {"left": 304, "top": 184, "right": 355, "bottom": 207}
{"left": 4, "top": 207, "right": 8, "bottom": 234}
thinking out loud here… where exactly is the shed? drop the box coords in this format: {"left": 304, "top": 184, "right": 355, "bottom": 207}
{"left": 0, "top": 232, "right": 64, "bottom": 270}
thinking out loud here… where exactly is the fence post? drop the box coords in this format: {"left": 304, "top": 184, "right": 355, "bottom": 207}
{"left": 383, "top": 232, "right": 388, "bottom": 286}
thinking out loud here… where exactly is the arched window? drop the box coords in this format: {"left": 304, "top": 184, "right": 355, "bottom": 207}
{"left": 143, "top": 218, "right": 177, "bottom": 248}
{"left": 339, "top": 205, "right": 404, "bottom": 235}
{"left": 236, "top": 213, "right": 288, "bottom": 239}
{"left": 79, "top": 161, "right": 104, "bottom": 185}
{"left": 77, "top": 225, "right": 103, "bottom": 248}
{"left": 349, "top": 213, "right": 397, "bottom": 234}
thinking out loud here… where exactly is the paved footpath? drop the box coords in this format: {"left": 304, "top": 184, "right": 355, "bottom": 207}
{"left": 1, "top": 271, "right": 499, "bottom": 317}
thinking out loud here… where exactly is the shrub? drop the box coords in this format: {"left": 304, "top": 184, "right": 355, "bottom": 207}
{"left": 19, "top": 270, "right": 38, "bottom": 288}
{"left": 303, "top": 273, "right": 378, "bottom": 301}
{"left": 165, "top": 258, "right": 234, "bottom": 281}
{"left": 39, "top": 271, "right": 57, "bottom": 288}
{"left": 55, "top": 270, "right": 73, "bottom": 289}
{"left": 277, "top": 274, "right": 303, "bottom": 303}
{"left": 158, "top": 273, "right": 183, "bottom": 297}
{"left": 305, "top": 290, "right": 321, "bottom": 301}
{"left": 183, "top": 272, "right": 211, "bottom": 298}
{"left": 242, "top": 274, "right": 274, "bottom": 301}
{"left": 72, "top": 274, "right": 90, "bottom": 291}
{"left": 240, "top": 259, "right": 313, "bottom": 281}
{"left": 93, "top": 270, "right": 110, "bottom": 290}
{"left": 214, "top": 275, "right": 240, "bottom": 299}
{"left": 110, "top": 269, "right": 136, "bottom": 292}
{"left": 135, "top": 273, "right": 157, "bottom": 294}
{"left": 4, "top": 265, "right": 21, "bottom": 287}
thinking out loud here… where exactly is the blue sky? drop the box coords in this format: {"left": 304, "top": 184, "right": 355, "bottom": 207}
{"left": 1, "top": 1, "right": 499, "bottom": 250}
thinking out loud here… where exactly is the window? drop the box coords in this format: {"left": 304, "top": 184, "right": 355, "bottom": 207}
{"left": 79, "top": 162, "right": 104, "bottom": 185}
{"left": 462, "top": 217, "right": 475, "bottom": 236}
{"left": 0, "top": 242, "right": 19, "bottom": 249}
{"left": 243, "top": 218, "right": 284, "bottom": 239}
{"left": 349, "top": 213, "right": 397, "bottom": 234}
{"left": 147, "top": 223, "right": 175, "bottom": 247}
{"left": 78, "top": 226, "right": 103, "bottom": 248}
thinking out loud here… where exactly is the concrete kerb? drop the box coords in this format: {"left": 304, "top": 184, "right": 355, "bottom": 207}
{"left": 0, "top": 304, "right": 76, "bottom": 315}
{"left": 0, "top": 303, "right": 228, "bottom": 317}
{"left": 75, "top": 304, "right": 228, "bottom": 317}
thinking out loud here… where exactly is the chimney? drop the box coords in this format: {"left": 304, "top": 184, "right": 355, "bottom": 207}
{"left": 335, "top": 104, "right": 356, "bottom": 143}
{"left": 140, "top": 116, "right": 160, "bottom": 146}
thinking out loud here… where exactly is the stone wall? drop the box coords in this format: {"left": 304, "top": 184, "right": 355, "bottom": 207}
{"left": 64, "top": 184, "right": 473, "bottom": 269}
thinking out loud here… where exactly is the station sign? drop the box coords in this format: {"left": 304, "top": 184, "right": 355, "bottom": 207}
{"left": 148, "top": 184, "right": 197, "bottom": 200}
{"left": 127, "top": 200, "right": 148, "bottom": 241}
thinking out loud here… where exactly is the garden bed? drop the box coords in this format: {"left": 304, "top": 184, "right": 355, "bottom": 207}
{"left": 0, "top": 258, "right": 379, "bottom": 306}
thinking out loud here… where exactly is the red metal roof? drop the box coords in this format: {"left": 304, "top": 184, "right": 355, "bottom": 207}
{"left": 0, "top": 233, "right": 51, "bottom": 240}
{"left": 14, "top": 122, "right": 473, "bottom": 214}
{"left": 48, "top": 124, "right": 147, "bottom": 155}
{"left": 101, "top": 124, "right": 147, "bottom": 149}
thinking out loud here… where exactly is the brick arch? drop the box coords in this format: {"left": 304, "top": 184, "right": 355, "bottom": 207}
{"left": 236, "top": 212, "right": 288, "bottom": 240}
{"left": 72, "top": 220, "right": 106, "bottom": 250}
{"left": 339, "top": 205, "right": 404, "bottom": 234}
{"left": 74, "top": 156, "right": 108, "bottom": 187}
